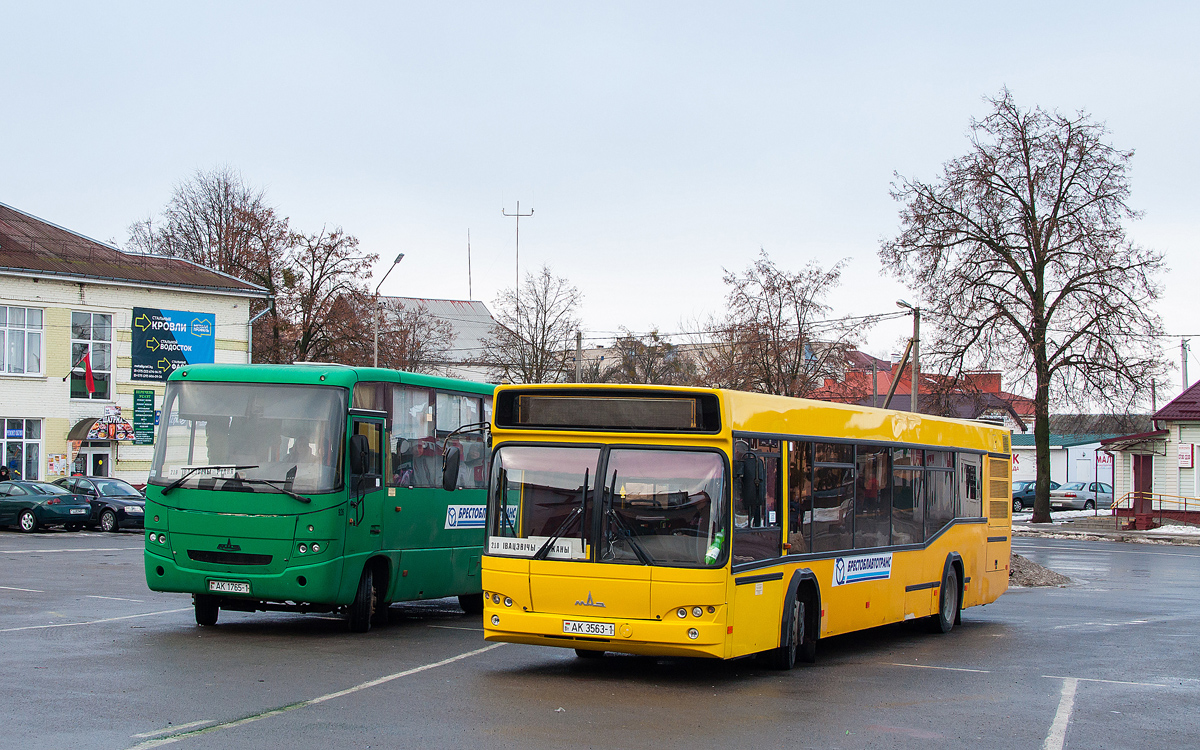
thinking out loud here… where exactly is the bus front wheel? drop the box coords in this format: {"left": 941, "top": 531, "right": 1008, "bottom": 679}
{"left": 459, "top": 593, "right": 484, "bottom": 615}
{"left": 194, "top": 595, "right": 219, "bottom": 626}
{"left": 347, "top": 567, "right": 376, "bottom": 633}
{"left": 770, "top": 598, "right": 804, "bottom": 670}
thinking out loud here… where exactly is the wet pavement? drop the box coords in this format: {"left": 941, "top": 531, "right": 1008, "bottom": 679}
{"left": 2, "top": 530, "right": 1198, "bottom": 749}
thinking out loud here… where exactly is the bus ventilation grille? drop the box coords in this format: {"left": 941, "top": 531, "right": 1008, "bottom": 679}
{"left": 989, "top": 500, "right": 1009, "bottom": 519}
{"left": 187, "top": 550, "right": 273, "bottom": 566}
{"left": 1003, "top": 434, "right": 1011, "bottom": 452}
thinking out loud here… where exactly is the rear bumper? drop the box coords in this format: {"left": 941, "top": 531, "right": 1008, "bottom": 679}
{"left": 482, "top": 605, "right": 727, "bottom": 659}
{"left": 36, "top": 507, "right": 92, "bottom": 524}
{"left": 145, "top": 548, "right": 346, "bottom": 605}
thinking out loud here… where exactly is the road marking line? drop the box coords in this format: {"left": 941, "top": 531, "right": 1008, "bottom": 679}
{"left": 1043, "top": 675, "right": 1168, "bottom": 687}
{"left": 0, "top": 547, "right": 141, "bottom": 554}
{"left": 87, "top": 595, "right": 145, "bottom": 603}
{"left": 1051, "top": 619, "right": 1150, "bottom": 630}
{"left": 1043, "top": 677, "right": 1077, "bottom": 750}
{"left": 0, "top": 585, "right": 44, "bottom": 592}
{"left": 125, "top": 643, "right": 505, "bottom": 749}
{"left": 0, "top": 608, "right": 189, "bottom": 633}
{"left": 429, "top": 625, "right": 485, "bottom": 632}
{"left": 885, "top": 662, "right": 990, "bottom": 673}
{"left": 132, "top": 721, "right": 215, "bottom": 739}
{"left": 1012, "top": 543, "right": 1200, "bottom": 559}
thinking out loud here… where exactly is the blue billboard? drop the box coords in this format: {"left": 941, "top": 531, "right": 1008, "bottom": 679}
{"left": 131, "top": 307, "right": 216, "bottom": 381}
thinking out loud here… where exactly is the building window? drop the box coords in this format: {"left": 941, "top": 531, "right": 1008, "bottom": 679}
{"left": 1, "top": 306, "right": 44, "bottom": 375}
{"left": 2, "top": 418, "right": 42, "bottom": 480}
{"left": 71, "top": 312, "right": 112, "bottom": 400}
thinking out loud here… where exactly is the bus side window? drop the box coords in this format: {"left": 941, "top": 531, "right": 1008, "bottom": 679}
{"left": 893, "top": 448, "right": 924, "bottom": 546}
{"left": 391, "top": 386, "right": 436, "bottom": 487}
{"left": 854, "top": 445, "right": 891, "bottom": 549}
{"left": 787, "top": 441, "right": 812, "bottom": 554}
{"left": 732, "top": 438, "right": 782, "bottom": 564}
{"left": 959, "top": 455, "right": 982, "bottom": 517}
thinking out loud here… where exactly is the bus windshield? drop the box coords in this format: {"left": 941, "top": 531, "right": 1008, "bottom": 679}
{"left": 150, "top": 381, "right": 347, "bottom": 494}
{"left": 488, "top": 446, "right": 727, "bottom": 567}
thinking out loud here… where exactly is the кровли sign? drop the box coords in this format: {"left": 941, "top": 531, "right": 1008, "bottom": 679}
{"left": 131, "top": 307, "right": 216, "bottom": 381}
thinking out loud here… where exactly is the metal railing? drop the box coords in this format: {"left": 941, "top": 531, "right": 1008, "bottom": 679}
{"left": 1109, "top": 492, "right": 1200, "bottom": 530}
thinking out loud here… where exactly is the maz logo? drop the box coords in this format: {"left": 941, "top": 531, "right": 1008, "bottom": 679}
{"left": 575, "top": 592, "right": 605, "bottom": 608}
{"left": 217, "top": 539, "right": 242, "bottom": 552}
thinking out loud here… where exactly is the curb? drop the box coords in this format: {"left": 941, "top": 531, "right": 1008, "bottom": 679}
{"left": 1013, "top": 524, "right": 1200, "bottom": 546}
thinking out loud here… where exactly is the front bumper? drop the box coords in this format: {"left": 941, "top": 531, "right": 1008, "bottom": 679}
{"left": 145, "top": 546, "right": 346, "bottom": 606}
{"left": 482, "top": 605, "right": 727, "bottom": 659}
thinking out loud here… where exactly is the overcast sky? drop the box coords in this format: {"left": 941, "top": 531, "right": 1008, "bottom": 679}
{"left": 4, "top": 2, "right": 1197, "bottom": 399}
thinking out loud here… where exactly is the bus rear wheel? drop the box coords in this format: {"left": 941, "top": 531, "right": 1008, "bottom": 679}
{"left": 347, "top": 567, "right": 376, "bottom": 633}
{"left": 194, "top": 595, "right": 219, "bottom": 626}
{"left": 930, "top": 567, "right": 959, "bottom": 634}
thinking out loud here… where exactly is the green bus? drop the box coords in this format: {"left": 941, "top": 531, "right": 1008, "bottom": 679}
{"left": 144, "top": 363, "right": 494, "bottom": 631}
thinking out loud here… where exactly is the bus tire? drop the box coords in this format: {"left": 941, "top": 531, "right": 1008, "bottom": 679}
{"left": 799, "top": 595, "right": 817, "bottom": 664}
{"left": 574, "top": 648, "right": 605, "bottom": 659}
{"left": 194, "top": 595, "right": 219, "bottom": 626}
{"left": 770, "top": 598, "right": 803, "bottom": 670}
{"left": 459, "top": 593, "right": 484, "bottom": 615}
{"left": 347, "top": 567, "right": 376, "bottom": 633}
{"left": 931, "top": 566, "right": 959, "bottom": 634}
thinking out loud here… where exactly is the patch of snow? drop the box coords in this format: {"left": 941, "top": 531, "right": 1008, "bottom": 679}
{"left": 1012, "top": 509, "right": 1114, "bottom": 523}
{"left": 1152, "top": 525, "right": 1200, "bottom": 536}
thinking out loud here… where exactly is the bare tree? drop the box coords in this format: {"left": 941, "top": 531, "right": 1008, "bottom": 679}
{"left": 692, "top": 251, "right": 862, "bottom": 397}
{"left": 481, "top": 265, "right": 582, "bottom": 384}
{"left": 282, "top": 228, "right": 378, "bottom": 364}
{"left": 879, "top": 89, "right": 1166, "bottom": 523}
{"left": 611, "top": 328, "right": 696, "bottom": 385}
{"left": 374, "top": 299, "right": 457, "bottom": 374}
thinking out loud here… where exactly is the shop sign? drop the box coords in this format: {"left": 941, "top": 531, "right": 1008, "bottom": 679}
{"left": 133, "top": 390, "right": 156, "bottom": 446}
{"left": 1179, "top": 443, "right": 1194, "bottom": 469}
{"left": 131, "top": 307, "right": 216, "bottom": 381}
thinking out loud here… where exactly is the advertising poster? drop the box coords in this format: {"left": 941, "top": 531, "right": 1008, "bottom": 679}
{"left": 131, "top": 307, "right": 216, "bottom": 381}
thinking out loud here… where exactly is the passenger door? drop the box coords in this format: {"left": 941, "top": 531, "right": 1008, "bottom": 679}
{"left": 346, "top": 414, "right": 386, "bottom": 558}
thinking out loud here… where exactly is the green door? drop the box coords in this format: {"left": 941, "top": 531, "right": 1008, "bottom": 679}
{"left": 346, "top": 416, "right": 386, "bottom": 560}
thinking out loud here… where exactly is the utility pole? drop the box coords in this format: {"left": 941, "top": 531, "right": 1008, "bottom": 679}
{"left": 467, "top": 229, "right": 473, "bottom": 300}
{"left": 575, "top": 331, "right": 583, "bottom": 383}
{"left": 501, "top": 201, "right": 534, "bottom": 328}
{"left": 1183, "top": 338, "right": 1191, "bottom": 391}
{"left": 897, "top": 300, "right": 920, "bottom": 413}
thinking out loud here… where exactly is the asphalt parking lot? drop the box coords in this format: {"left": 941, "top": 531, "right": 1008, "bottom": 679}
{"left": 2, "top": 529, "right": 1198, "bottom": 750}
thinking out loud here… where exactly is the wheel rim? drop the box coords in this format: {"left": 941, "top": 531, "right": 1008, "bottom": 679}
{"left": 20, "top": 513, "right": 34, "bottom": 531}
{"left": 101, "top": 513, "right": 115, "bottom": 531}
{"left": 1013, "top": 499, "right": 1021, "bottom": 512}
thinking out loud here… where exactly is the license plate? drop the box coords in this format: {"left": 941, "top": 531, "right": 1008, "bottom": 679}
{"left": 563, "top": 619, "right": 615, "bottom": 637}
{"left": 70, "top": 508, "right": 87, "bottom": 514}
{"left": 208, "top": 580, "right": 250, "bottom": 594}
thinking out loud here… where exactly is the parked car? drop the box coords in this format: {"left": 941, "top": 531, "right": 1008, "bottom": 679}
{"left": 1049, "top": 481, "right": 1114, "bottom": 510}
{"left": 1012, "top": 480, "right": 1062, "bottom": 511}
{"left": 53, "top": 476, "right": 146, "bottom": 532}
{"left": 0, "top": 481, "right": 93, "bottom": 532}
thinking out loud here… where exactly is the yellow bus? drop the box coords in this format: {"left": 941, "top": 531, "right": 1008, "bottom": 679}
{"left": 472, "top": 384, "right": 1012, "bottom": 668}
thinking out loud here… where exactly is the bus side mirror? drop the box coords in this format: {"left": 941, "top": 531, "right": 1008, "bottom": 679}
{"left": 442, "top": 445, "right": 462, "bottom": 492}
{"left": 349, "top": 434, "right": 370, "bottom": 475}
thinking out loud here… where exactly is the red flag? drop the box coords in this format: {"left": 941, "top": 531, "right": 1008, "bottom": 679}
{"left": 83, "top": 352, "right": 95, "bottom": 394}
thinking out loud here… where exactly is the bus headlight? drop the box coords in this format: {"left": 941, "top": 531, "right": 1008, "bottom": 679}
{"left": 687, "top": 628, "right": 699, "bottom": 640}
{"left": 311, "top": 543, "right": 321, "bottom": 553}
{"left": 493, "top": 593, "right": 502, "bottom": 604}
{"left": 677, "top": 608, "right": 687, "bottom": 618}
{"left": 148, "top": 533, "right": 157, "bottom": 543}
{"left": 298, "top": 543, "right": 308, "bottom": 554}
{"left": 504, "top": 597, "right": 513, "bottom": 607}
{"left": 692, "top": 607, "right": 703, "bottom": 618}
{"left": 491, "top": 615, "right": 500, "bottom": 626}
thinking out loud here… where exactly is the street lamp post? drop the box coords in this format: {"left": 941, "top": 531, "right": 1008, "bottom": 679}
{"left": 896, "top": 300, "right": 920, "bottom": 413}
{"left": 374, "top": 253, "right": 405, "bottom": 368}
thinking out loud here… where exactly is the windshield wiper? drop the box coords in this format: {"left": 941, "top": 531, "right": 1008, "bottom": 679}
{"left": 534, "top": 469, "right": 588, "bottom": 560}
{"left": 604, "top": 470, "right": 652, "bottom": 565}
{"left": 160, "top": 465, "right": 258, "bottom": 495}
{"left": 237, "top": 478, "right": 312, "bottom": 504}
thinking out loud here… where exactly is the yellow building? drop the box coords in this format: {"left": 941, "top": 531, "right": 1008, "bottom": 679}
{"left": 0, "top": 202, "right": 268, "bottom": 484}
